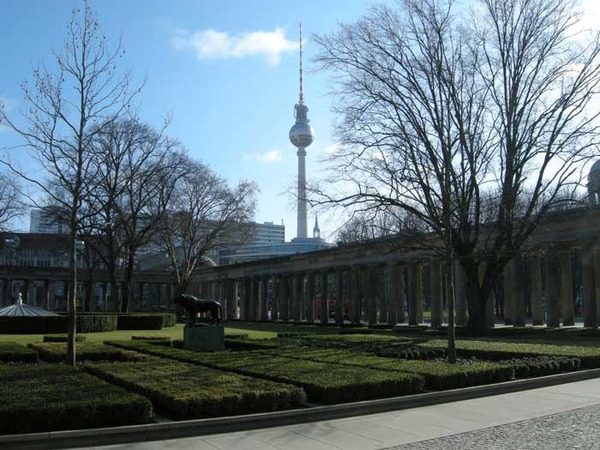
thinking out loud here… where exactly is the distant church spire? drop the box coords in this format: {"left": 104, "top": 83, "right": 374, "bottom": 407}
{"left": 313, "top": 214, "right": 321, "bottom": 239}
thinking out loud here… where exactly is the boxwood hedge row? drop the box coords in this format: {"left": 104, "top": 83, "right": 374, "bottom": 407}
{"left": 420, "top": 339, "right": 600, "bottom": 369}
{"left": 0, "top": 363, "right": 152, "bottom": 435}
{"left": 28, "top": 342, "right": 146, "bottom": 363}
{"left": 0, "top": 313, "right": 177, "bottom": 334}
{"left": 106, "top": 340, "right": 425, "bottom": 403}
{"left": 84, "top": 358, "right": 306, "bottom": 420}
{"left": 255, "top": 346, "right": 513, "bottom": 390}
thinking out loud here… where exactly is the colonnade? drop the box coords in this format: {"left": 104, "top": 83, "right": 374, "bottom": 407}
{"left": 198, "top": 245, "right": 600, "bottom": 329}
{"left": 0, "top": 277, "right": 178, "bottom": 313}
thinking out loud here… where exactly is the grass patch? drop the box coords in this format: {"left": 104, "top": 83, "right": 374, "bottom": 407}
{"left": 0, "top": 342, "right": 38, "bottom": 363}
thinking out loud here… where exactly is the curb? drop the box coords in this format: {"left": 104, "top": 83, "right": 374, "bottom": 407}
{"left": 2, "top": 368, "right": 600, "bottom": 449}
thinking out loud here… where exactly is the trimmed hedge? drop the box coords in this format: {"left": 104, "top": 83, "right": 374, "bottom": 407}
{"left": 421, "top": 339, "right": 600, "bottom": 369}
{"left": 256, "top": 346, "right": 513, "bottom": 391}
{"left": 29, "top": 342, "right": 146, "bottom": 363}
{"left": 0, "top": 315, "right": 118, "bottom": 334}
{"left": 0, "top": 313, "right": 177, "bottom": 334}
{"left": 84, "top": 358, "right": 306, "bottom": 420}
{"left": 116, "top": 314, "right": 164, "bottom": 330}
{"left": 0, "top": 343, "right": 38, "bottom": 363}
{"left": 506, "top": 356, "right": 581, "bottom": 378}
{"left": 43, "top": 334, "right": 87, "bottom": 343}
{"left": 0, "top": 363, "right": 152, "bottom": 435}
{"left": 106, "top": 340, "right": 425, "bottom": 403}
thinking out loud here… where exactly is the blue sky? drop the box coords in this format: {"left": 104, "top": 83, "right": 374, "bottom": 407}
{"left": 0, "top": 0, "right": 379, "bottom": 240}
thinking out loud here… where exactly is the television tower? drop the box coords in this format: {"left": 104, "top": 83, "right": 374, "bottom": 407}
{"left": 288, "top": 22, "right": 315, "bottom": 240}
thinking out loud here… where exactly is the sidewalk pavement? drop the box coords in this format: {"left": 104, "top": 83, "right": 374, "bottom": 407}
{"left": 79, "top": 376, "right": 600, "bottom": 450}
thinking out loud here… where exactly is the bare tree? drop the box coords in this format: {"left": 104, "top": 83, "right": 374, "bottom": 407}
{"left": 86, "top": 117, "right": 187, "bottom": 312}
{"left": 0, "top": 173, "right": 22, "bottom": 230}
{"left": 155, "top": 159, "right": 257, "bottom": 293}
{"left": 0, "top": 2, "right": 140, "bottom": 365}
{"left": 336, "top": 209, "right": 426, "bottom": 244}
{"left": 315, "top": 0, "right": 600, "bottom": 340}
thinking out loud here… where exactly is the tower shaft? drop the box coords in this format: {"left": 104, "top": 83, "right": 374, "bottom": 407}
{"left": 297, "top": 147, "right": 307, "bottom": 239}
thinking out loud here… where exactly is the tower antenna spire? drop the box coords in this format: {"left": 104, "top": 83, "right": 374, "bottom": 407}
{"left": 299, "top": 21, "right": 304, "bottom": 104}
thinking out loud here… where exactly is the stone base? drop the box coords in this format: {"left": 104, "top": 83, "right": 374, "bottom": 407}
{"left": 183, "top": 324, "right": 225, "bottom": 352}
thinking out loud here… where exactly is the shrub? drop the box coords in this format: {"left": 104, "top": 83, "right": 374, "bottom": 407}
{"left": 260, "top": 346, "right": 511, "bottom": 391}
{"left": 0, "top": 363, "right": 152, "bottom": 434}
{"left": 28, "top": 342, "right": 145, "bottom": 363}
{"left": 0, "top": 343, "right": 38, "bottom": 363}
{"left": 105, "top": 340, "right": 425, "bottom": 403}
{"left": 117, "top": 314, "right": 164, "bottom": 330}
{"left": 131, "top": 335, "right": 172, "bottom": 342}
{"left": 43, "top": 334, "right": 87, "bottom": 343}
{"left": 84, "top": 358, "right": 306, "bottom": 420}
{"left": 505, "top": 356, "right": 581, "bottom": 378}
{"left": 421, "top": 339, "right": 600, "bottom": 369}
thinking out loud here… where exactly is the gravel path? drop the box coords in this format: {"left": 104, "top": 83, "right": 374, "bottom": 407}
{"left": 386, "top": 404, "right": 600, "bottom": 450}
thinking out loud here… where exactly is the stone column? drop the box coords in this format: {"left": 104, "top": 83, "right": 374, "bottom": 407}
{"left": 408, "top": 263, "right": 423, "bottom": 325}
{"left": 430, "top": 260, "right": 443, "bottom": 328}
{"left": 320, "top": 270, "right": 329, "bottom": 324}
{"left": 271, "top": 276, "right": 279, "bottom": 322}
{"left": 306, "top": 271, "right": 316, "bottom": 323}
{"left": 544, "top": 248, "right": 560, "bottom": 328}
{"left": 594, "top": 248, "right": 600, "bottom": 327}
{"left": 509, "top": 256, "right": 527, "bottom": 327}
{"left": 335, "top": 267, "right": 344, "bottom": 325}
{"left": 350, "top": 266, "right": 361, "bottom": 324}
{"left": 1, "top": 279, "right": 10, "bottom": 306}
{"left": 41, "top": 280, "right": 51, "bottom": 311}
{"left": 293, "top": 272, "right": 304, "bottom": 322}
{"left": 377, "top": 267, "right": 388, "bottom": 325}
{"left": 279, "top": 274, "right": 289, "bottom": 322}
{"left": 239, "top": 277, "right": 249, "bottom": 320}
{"left": 529, "top": 252, "right": 545, "bottom": 326}
{"left": 454, "top": 262, "right": 467, "bottom": 327}
{"left": 581, "top": 247, "right": 597, "bottom": 328}
{"left": 386, "top": 263, "right": 399, "bottom": 326}
{"left": 502, "top": 264, "right": 514, "bottom": 326}
{"left": 367, "top": 265, "right": 378, "bottom": 325}
{"left": 22, "top": 279, "right": 30, "bottom": 303}
{"left": 231, "top": 280, "right": 239, "bottom": 319}
{"left": 558, "top": 251, "right": 575, "bottom": 326}
{"left": 259, "top": 275, "right": 269, "bottom": 321}
{"left": 250, "top": 276, "right": 259, "bottom": 321}
{"left": 479, "top": 263, "right": 496, "bottom": 329}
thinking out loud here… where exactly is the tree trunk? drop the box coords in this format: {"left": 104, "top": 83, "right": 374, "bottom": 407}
{"left": 67, "top": 232, "right": 77, "bottom": 367}
{"left": 445, "top": 257, "right": 456, "bottom": 363}
{"left": 464, "top": 266, "right": 488, "bottom": 336}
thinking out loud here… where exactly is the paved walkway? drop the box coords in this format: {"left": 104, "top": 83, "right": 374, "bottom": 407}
{"left": 83, "top": 377, "right": 600, "bottom": 450}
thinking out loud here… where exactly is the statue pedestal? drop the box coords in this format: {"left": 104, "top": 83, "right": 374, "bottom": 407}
{"left": 183, "top": 324, "right": 225, "bottom": 352}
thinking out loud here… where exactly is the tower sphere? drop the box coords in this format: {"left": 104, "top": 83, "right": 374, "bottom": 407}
{"left": 289, "top": 120, "right": 315, "bottom": 148}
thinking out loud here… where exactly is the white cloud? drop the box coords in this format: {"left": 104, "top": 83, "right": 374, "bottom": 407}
{"left": 244, "top": 150, "right": 284, "bottom": 163}
{"left": 171, "top": 28, "right": 297, "bottom": 65}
